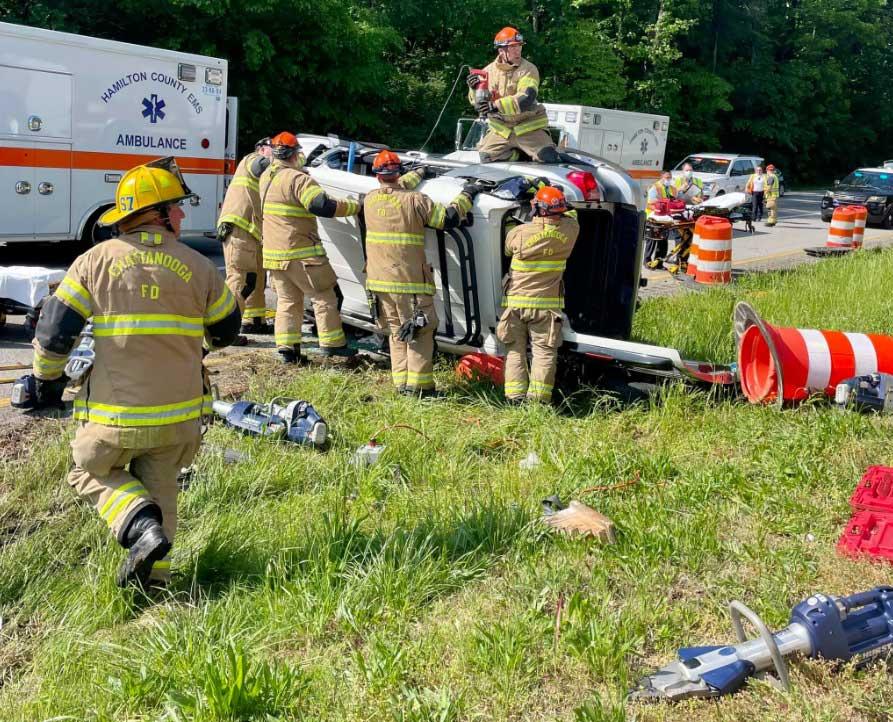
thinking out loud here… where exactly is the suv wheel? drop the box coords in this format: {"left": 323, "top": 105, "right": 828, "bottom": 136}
{"left": 884, "top": 209, "right": 893, "bottom": 230}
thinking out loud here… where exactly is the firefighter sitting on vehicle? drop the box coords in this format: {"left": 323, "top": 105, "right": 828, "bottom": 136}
{"left": 259, "top": 132, "right": 360, "bottom": 364}
{"left": 498, "top": 186, "right": 579, "bottom": 404}
{"left": 466, "top": 27, "right": 560, "bottom": 164}
{"left": 217, "top": 136, "right": 274, "bottom": 343}
{"left": 643, "top": 171, "right": 677, "bottom": 269}
{"left": 17, "top": 158, "right": 241, "bottom": 588}
{"left": 362, "top": 150, "right": 479, "bottom": 397}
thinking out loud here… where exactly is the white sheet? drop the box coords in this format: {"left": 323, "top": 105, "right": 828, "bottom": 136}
{"left": 0, "top": 266, "right": 67, "bottom": 308}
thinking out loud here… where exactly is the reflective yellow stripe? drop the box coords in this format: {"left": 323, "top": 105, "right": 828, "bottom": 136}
{"left": 139, "top": 232, "right": 163, "bottom": 246}
{"left": 392, "top": 370, "right": 407, "bottom": 386}
{"left": 406, "top": 371, "right": 434, "bottom": 385}
{"left": 399, "top": 171, "right": 422, "bottom": 190}
{"left": 528, "top": 380, "right": 553, "bottom": 400}
{"left": 206, "top": 288, "right": 237, "bottom": 325}
{"left": 504, "top": 381, "right": 528, "bottom": 391}
{"left": 73, "top": 395, "right": 210, "bottom": 427}
{"left": 487, "top": 118, "right": 513, "bottom": 139}
{"left": 263, "top": 202, "right": 314, "bottom": 218}
{"left": 275, "top": 332, "right": 302, "bottom": 346}
{"left": 299, "top": 184, "right": 324, "bottom": 208}
{"left": 515, "top": 116, "right": 549, "bottom": 136}
{"left": 218, "top": 213, "right": 261, "bottom": 241}
{"left": 33, "top": 348, "right": 68, "bottom": 378}
{"left": 338, "top": 198, "right": 359, "bottom": 216}
{"left": 231, "top": 176, "right": 260, "bottom": 191}
{"left": 317, "top": 328, "right": 346, "bottom": 346}
{"left": 92, "top": 313, "right": 205, "bottom": 337}
{"left": 428, "top": 204, "right": 446, "bottom": 229}
{"left": 366, "top": 232, "right": 425, "bottom": 246}
{"left": 517, "top": 75, "right": 539, "bottom": 92}
{"left": 105, "top": 488, "right": 151, "bottom": 526}
{"left": 263, "top": 244, "right": 326, "bottom": 262}
{"left": 496, "top": 96, "right": 520, "bottom": 116}
{"left": 502, "top": 295, "right": 563, "bottom": 309}
{"left": 453, "top": 193, "right": 472, "bottom": 215}
{"left": 529, "top": 381, "right": 553, "bottom": 392}
{"left": 510, "top": 259, "right": 567, "bottom": 272}
{"left": 242, "top": 306, "right": 266, "bottom": 319}
{"left": 152, "top": 559, "right": 171, "bottom": 570}
{"left": 99, "top": 480, "right": 147, "bottom": 519}
{"left": 367, "top": 280, "right": 435, "bottom": 295}
{"left": 56, "top": 276, "right": 92, "bottom": 318}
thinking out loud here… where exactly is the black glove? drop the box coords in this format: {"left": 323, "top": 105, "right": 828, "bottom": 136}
{"left": 397, "top": 308, "right": 428, "bottom": 343}
{"left": 10, "top": 374, "right": 67, "bottom": 410}
{"left": 216, "top": 222, "right": 233, "bottom": 243}
{"left": 462, "top": 181, "right": 482, "bottom": 200}
{"left": 466, "top": 73, "right": 482, "bottom": 90}
{"left": 475, "top": 98, "right": 492, "bottom": 116}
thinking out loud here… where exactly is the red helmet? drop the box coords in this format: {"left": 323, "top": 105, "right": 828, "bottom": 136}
{"left": 494, "top": 27, "right": 524, "bottom": 48}
{"left": 372, "top": 149, "right": 402, "bottom": 177}
{"left": 532, "top": 186, "right": 567, "bottom": 215}
{"left": 271, "top": 131, "right": 300, "bottom": 160}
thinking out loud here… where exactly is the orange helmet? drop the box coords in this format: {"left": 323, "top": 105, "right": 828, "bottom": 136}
{"left": 532, "top": 186, "right": 567, "bottom": 215}
{"left": 271, "top": 131, "right": 300, "bottom": 160}
{"left": 372, "top": 149, "right": 402, "bottom": 177}
{"left": 494, "top": 27, "right": 524, "bottom": 48}
{"left": 766, "top": 164, "right": 776, "bottom": 171}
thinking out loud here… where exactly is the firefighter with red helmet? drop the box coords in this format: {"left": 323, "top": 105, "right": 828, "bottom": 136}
{"left": 259, "top": 132, "right": 360, "bottom": 363}
{"left": 466, "top": 27, "right": 560, "bottom": 164}
{"left": 362, "top": 150, "right": 479, "bottom": 396}
{"left": 498, "top": 185, "right": 579, "bottom": 403}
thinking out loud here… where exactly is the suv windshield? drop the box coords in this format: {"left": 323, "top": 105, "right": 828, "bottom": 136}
{"left": 840, "top": 171, "right": 893, "bottom": 191}
{"left": 676, "top": 156, "right": 732, "bottom": 174}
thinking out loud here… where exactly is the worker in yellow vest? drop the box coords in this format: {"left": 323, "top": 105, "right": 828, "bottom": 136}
{"left": 764, "top": 164, "right": 780, "bottom": 226}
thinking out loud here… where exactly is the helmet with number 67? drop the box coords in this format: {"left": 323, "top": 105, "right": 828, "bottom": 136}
{"left": 99, "top": 157, "right": 195, "bottom": 227}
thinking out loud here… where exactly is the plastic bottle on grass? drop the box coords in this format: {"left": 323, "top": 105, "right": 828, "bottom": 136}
{"left": 352, "top": 440, "right": 385, "bottom": 467}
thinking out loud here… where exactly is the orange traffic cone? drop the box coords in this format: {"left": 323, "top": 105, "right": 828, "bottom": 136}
{"left": 851, "top": 205, "right": 868, "bottom": 249}
{"left": 456, "top": 352, "right": 505, "bottom": 385}
{"left": 687, "top": 226, "right": 700, "bottom": 278}
{"left": 827, "top": 206, "right": 856, "bottom": 248}
{"left": 735, "top": 302, "right": 893, "bottom": 404}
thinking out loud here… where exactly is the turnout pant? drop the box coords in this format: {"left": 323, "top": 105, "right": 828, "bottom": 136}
{"left": 376, "top": 292, "right": 438, "bottom": 391}
{"left": 478, "top": 128, "right": 557, "bottom": 163}
{"left": 68, "top": 421, "right": 202, "bottom": 583}
{"left": 752, "top": 191, "right": 765, "bottom": 221}
{"left": 222, "top": 228, "right": 267, "bottom": 322}
{"left": 497, "top": 307, "right": 563, "bottom": 402}
{"left": 766, "top": 198, "right": 778, "bottom": 226}
{"left": 269, "top": 257, "right": 346, "bottom": 350}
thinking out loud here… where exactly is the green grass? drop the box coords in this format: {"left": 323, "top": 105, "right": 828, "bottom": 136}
{"left": 3, "top": 250, "right": 893, "bottom": 720}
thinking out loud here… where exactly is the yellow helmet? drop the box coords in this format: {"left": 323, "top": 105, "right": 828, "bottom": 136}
{"left": 99, "top": 157, "right": 196, "bottom": 227}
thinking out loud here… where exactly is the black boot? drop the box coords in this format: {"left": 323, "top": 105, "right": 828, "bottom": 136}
{"left": 241, "top": 318, "right": 273, "bottom": 335}
{"left": 116, "top": 506, "right": 170, "bottom": 588}
{"left": 316, "top": 345, "right": 357, "bottom": 358}
{"left": 277, "top": 345, "right": 308, "bottom": 365}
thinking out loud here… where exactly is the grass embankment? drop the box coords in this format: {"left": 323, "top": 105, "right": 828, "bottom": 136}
{"left": 2, "top": 250, "right": 893, "bottom": 721}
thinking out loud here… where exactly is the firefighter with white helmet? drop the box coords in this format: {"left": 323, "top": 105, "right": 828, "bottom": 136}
{"left": 498, "top": 185, "right": 579, "bottom": 403}
{"left": 362, "top": 150, "right": 478, "bottom": 396}
{"left": 217, "top": 136, "right": 274, "bottom": 342}
{"left": 259, "top": 132, "right": 360, "bottom": 363}
{"left": 466, "top": 26, "right": 560, "bottom": 164}
{"left": 16, "top": 157, "right": 241, "bottom": 587}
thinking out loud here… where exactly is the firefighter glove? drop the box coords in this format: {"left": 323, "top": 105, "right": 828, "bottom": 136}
{"left": 397, "top": 308, "right": 429, "bottom": 343}
{"left": 216, "top": 222, "right": 233, "bottom": 242}
{"left": 462, "top": 181, "right": 482, "bottom": 200}
{"left": 475, "top": 98, "right": 493, "bottom": 116}
{"left": 466, "top": 73, "right": 482, "bottom": 90}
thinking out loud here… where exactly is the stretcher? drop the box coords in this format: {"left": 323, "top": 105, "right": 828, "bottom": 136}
{"left": 0, "top": 265, "right": 66, "bottom": 334}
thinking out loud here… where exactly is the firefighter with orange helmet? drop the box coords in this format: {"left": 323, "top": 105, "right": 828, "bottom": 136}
{"left": 259, "top": 132, "right": 360, "bottom": 363}
{"left": 217, "top": 136, "right": 274, "bottom": 343}
{"left": 362, "top": 150, "right": 479, "bottom": 396}
{"left": 16, "top": 157, "right": 241, "bottom": 587}
{"left": 498, "top": 185, "right": 579, "bottom": 403}
{"left": 466, "top": 26, "right": 560, "bottom": 164}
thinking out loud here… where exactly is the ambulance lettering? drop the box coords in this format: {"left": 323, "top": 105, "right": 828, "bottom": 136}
{"left": 115, "top": 134, "right": 188, "bottom": 150}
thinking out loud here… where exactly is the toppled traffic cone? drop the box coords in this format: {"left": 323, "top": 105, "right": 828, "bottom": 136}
{"left": 456, "top": 352, "right": 504, "bottom": 385}
{"left": 541, "top": 495, "right": 615, "bottom": 543}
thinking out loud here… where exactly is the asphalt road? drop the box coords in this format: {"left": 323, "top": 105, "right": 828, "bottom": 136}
{"left": 1, "top": 190, "right": 891, "bottom": 413}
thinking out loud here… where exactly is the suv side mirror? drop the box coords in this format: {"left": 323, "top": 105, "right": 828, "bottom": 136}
{"left": 834, "top": 179, "right": 840, "bottom": 186}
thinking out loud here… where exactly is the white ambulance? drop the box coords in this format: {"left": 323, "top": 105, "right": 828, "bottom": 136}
{"left": 453, "top": 103, "right": 670, "bottom": 191}
{"left": 0, "top": 22, "right": 238, "bottom": 247}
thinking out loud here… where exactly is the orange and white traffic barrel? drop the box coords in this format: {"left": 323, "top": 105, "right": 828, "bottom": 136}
{"left": 694, "top": 216, "right": 732, "bottom": 285}
{"left": 735, "top": 302, "right": 893, "bottom": 404}
{"left": 826, "top": 206, "right": 856, "bottom": 248}
{"left": 851, "top": 205, "right": 868, "bottom": 248}
{"left": 687, "top": 227, "right": 700, "bottom": 278}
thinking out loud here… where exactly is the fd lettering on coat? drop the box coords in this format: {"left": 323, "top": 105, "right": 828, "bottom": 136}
{"left": 108, "top": 251, "right": 193, "bottom": 283}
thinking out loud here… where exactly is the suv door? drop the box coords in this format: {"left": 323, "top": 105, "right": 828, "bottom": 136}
{"left": 729, "top": 159, "right": 754, "bottom": 192}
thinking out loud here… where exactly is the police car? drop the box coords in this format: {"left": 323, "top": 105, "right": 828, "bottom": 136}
{"left": 821, "top": 167, "right": 893, "bottom": 228}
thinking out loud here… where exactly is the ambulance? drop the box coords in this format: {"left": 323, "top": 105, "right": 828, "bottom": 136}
{"left": 0, "top": 22, "right": 237, "bottom": 247}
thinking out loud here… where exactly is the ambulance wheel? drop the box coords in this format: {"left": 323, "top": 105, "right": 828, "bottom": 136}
{"left": 77, "top": 206, "right": 114, "bottom": 251}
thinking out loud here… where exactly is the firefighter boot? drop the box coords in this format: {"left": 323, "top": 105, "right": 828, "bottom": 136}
{"left": 316, "top": 345, "right": 357, "bottom": 358}
{"left": 277, "top": 345, "right": 308, "bottom": 365}
{"left": 117, "top": 505, "right": 171, "bottom": 588}
{"left": 242, "top": 317, "right": 273, "bottom": 335}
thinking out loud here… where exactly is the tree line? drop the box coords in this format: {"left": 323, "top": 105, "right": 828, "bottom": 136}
{"left": 5, "top": 0, "right": 892, "bottom": 182}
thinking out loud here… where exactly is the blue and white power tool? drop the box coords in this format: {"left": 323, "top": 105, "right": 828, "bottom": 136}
{"left": 212, "top": 397, "right": 327, "bottom": 448}
{"left": 631, "top": 587, "right": 893, "bottom": 701}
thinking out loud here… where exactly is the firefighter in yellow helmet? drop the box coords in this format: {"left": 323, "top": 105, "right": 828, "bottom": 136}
{"left": 498, "top": 185, "right": 579, "bottom": 403}
{"left": 467, "top": 27, "right": 560, "bottom": 164}
{"left": 362, "top": 150, "right": 479, "bottom": 397}
{"left": 259, "top": 132, "right": 359, "bottom": 363}
{"left": 217, "top": 136, "right": 274, "bottom": 343}
{"left": 764, "top": 164, "right": 780, "bottom": 226}
{"left": 15, "top": 158, "right": 241, "bottom": 588}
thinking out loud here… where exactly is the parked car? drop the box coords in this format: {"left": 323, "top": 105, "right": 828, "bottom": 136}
{"left": 671, "top": 153, "right": 763, "bottom": 198}
{"left": 820, "top": 167, "right": 893, "bottom": 227}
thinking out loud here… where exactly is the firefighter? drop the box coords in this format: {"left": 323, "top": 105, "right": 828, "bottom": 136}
{"left": 259, "top": 132, "right": 360, "bottom": 363}
{"left": 498, "top": 186, "right": 579, "bottom": 404}
{"left": 19, "top": 158, "right": 241, "bottom": 588}
{"left": 674, "top": 163, "right": 704, "bottom": 204}
{"left": 466, "top": 27, "right": 560, "bottom": 164}
{"left": 644, "top": 171, "right": 676, "bottom": 268}
{"left": 765, "top": 164, "right": 780, "bottom": 226}
{"left": 217, "top": 136, "right": 274, "bottom": 342}
{"left": 363, "top": 150, "right": 477, "bottom": 396}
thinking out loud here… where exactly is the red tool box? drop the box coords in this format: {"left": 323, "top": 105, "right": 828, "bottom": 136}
{"left": 838, "top": 466, "right": 893, "bottom": 563}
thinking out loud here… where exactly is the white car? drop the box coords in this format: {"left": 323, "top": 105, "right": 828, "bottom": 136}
{"left": 671, "top": 153, "right": 764, "bottom": 198}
